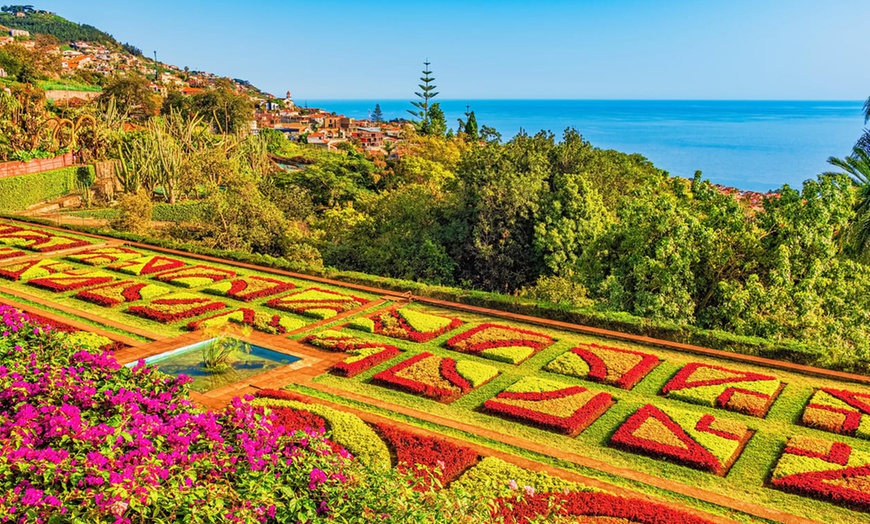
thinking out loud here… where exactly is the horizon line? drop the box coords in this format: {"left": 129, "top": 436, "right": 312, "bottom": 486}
{"left": 297, "top": 98, "right": 864, "bottom": 103}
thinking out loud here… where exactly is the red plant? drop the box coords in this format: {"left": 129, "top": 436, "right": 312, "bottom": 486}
{"left": 370, "top": 309, "right": 464, "bottom": 343}
{"left": 222, "top": 276, "right": 296, "bottom": 301}
{"left": 27, "top": 274, "right": 115, "bottom": 292}
{"left": 255, "top": 389, "right": 308, "bottom": 402}
{"left": 483, "top": 387, "right": 613, "bottom": 436}
{"left": 372, "top": 352, "right": 465, "bottom": 403}
{"left": 126, "top": 298, "right": 226, "bottom": 323}
{"left": 568, "top": 344, "right": 660, "bottom": 390}
{"left": 332, "top": 346, "right": 401, "bottom": 378}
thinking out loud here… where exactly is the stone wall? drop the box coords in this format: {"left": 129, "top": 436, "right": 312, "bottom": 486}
{"left": 0, "top": 153, "right": 75, "bottom": 179}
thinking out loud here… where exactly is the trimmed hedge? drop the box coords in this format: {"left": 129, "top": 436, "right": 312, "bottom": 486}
{"left": 64, "top": 201, "right": 207, "bottom": 223}
{"left": 0, "top": 166, "right": 86, "bottom": 211}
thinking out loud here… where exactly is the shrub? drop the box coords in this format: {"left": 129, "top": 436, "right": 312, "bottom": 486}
{"left": 0, "top": 166, "right": 81, "bottom": 211}
{"left": 110, "top": 189, "right": 153, "bottom": 234}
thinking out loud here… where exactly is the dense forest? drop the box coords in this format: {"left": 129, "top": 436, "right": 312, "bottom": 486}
{"left": 0, "top": 8, "right": 118, "bottom": 45}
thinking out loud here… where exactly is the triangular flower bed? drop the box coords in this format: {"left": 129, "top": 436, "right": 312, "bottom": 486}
{"left": 126, "top": 292, "right": 227, "bottom": 323}
{"left": 802, "top": 388, "right": 870, "bottom": 440}
{"left": 661, "top": 362, "right": 783, "bottom": 418}
{"left": 444, "top": 323, "right": 554, "bottom": 365}
{"left": 0, "top": 247, "right": 25, "bottom": 261}
{"left": 28, "top": 271, "right": 116, "bottom": 292}
{"left": 186, "top": 307, "right": 306, "bottom": 335}
{"left": 202, "top": 275, "right": 296, "bottom": 302}
{"left": 483, "top": 377, "right": 614, "bottom": 437}
{"left": 353, "top": 307, "right": 464, "bottom": 343}
{"left": 66, "top": 246, "right": 143, "bottom": 266}
{"left": 107, "top": 255, "right": 187, "bottom": 276}
{"left": 610, "top": 404, "right": 752, "bottom": 476}
{"left": 545, "top": 343, "right": 660, "bottom": 390}
{"left": 302, "top": 330, "right": 401, "bottom": 377}
{"left": 266, "top": 287, "right": 369, "bottom": 320}
{"left": 75, "top": 280, "right": 172, "bottom": 307}
{"left": 372, "top": 352, "right": 499, "bottom": 403}
{"left": 153, "top": 265, "right": 238, "bottom": 288}
{"left": 771, "top": 435, "right": 870, "bottom": 510}
{"left": 0, "top": 228, "right": 90, "bottom": 252}
{"left": 0, "top": 259, "right": 75, "bottom": 281}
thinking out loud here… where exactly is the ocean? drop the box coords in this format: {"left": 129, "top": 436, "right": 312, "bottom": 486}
{"left": 301, "top": 99, "right": 866, "bottom": 193}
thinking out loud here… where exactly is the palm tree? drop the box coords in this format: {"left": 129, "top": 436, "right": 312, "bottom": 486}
{"left": 827, "top": 146, "right": 870, "bottom": 258}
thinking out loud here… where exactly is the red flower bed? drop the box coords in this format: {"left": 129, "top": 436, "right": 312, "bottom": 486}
{"left": 373, "top": 422, "right": 479, "bottom": 491}
{"left": 548, "top": 343, "right": 660, "bottom": 390}
{"left": 368, "top": 308, "right": 464, "bottom": 343}
{"left": 27, "top": 274, "right": 115, "bottom": 292}
{"left": 153, "top": 265, "right": 237, "bottom": 287}
{"left": 66, "top": 246, "right": 142, "bottom": 266}
{"left": 272, "top": 406, "right": 327, "bottom": 432}
{"left": 208, "top": 275, "right": 296, "bottom": 302}
{"left": 108, "top": 255, "right": 187, "bottom": 276}
{"left": 491, "top": 491, "right": 715, "bottom": 524}
{"left": 255, "top": 389, "right": 309, "bottom": 402}
{"left": 661, "top": 362, "right": 782, "bottom": 418}
{"left": 76, "top": 280, "right": 160, "bottom": 307}
{"left": 372, "top": 352, "right": 497, "bottom": 403}
{"left": 445, "top": 323, "right": 554, "bottom": 364}
{"left": 302, "top": 331, "right": 402, "bottom": 377}
{"left": 483, "top": 386, "right": 614, "bottom": 436}
{"left": 332, "top": 346, "right": 401, "bottom": 378}
{"left": 0, "top": 247, "right": 25, "bottom": 260}
{"left": 126, "top": 296, "right": 227, "bottom": 323}
{"left": 266, "top": 287, "right": 369, "bottom": 318}
{"left": 18, "top": 310, "right": 77, "bottom": 333}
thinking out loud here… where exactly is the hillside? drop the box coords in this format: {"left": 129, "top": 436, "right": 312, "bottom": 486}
{"left": 0, "top": 8, "right": 118, "bottom": 45}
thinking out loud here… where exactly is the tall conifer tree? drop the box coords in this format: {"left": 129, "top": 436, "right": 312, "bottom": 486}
{"left": 408, "top": 60, "right": 438, "bottom": 134}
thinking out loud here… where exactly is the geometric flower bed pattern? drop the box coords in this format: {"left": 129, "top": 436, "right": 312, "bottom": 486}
{"left": 802, "top": 389, "right": 870, "bottom": 440}
{"left": 352, "top": 307, "right": 464, "bottom": 343}
{"left": 152, "top": 265, "right": 238, "bottom": 288}
{"left": 0, "top": 228, "right": 90, "bottom": 252}
{"left": 770, "top": 435, "right": 870, "bottom": 511}
{"left": 372, "top": 352, "right": 499, "bottom": 403}
{"left": 75, "top": 280, "right": 173, "bottom": 307}
{"left": 444, "top": 323, "right": 554, "bottom": 365}
{"left": 65, "top": 246, "right": 143, "bottom": 266}
{"left": 0, "top": 259, "right": 75, "bottom": 281}
{"left": 544, "top": 343, "right": 661, "bottom": 390}
{"left": 302, "top": 330, "right": 401, "bottom": 377}
{"left": 266, "top": 287, "right": 369, "bottom": 320}
{"left": 202, "top": 275, "right": 296, "bottom": 302}
{"left": 27, "top": 271, "right": 115, "bottom": 292}
{"left": 661, "top": 362, "right": 784, "bottom": 418}
{"left": 610, "top": 404, "right": 752, "bottom": 476}
{"left": 107, "top": 255, "right": 187, "bottom": 276}
{"left": 125, "top": 292, "right": 227, "bottom": 323}
{"left": 482, "top": 377, "right": 614, "bottom": 437}
{"left": 0, "top": 246, "right": 25, "bottom": 260}
{"left": 185, "top": 307, "right": 306, "bottom": 335}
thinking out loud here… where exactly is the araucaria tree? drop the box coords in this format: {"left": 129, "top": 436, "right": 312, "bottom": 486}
{"left": 408, "top": 60, "right": 439, "bottom": 135}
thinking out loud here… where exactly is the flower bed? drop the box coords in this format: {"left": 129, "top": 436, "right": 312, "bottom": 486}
{"left": 373, "top": 422, "right": 479, "bottom": 491}
{"left": 482, "top": 377, "right": 614, "bottom": 436}
{"left": 0, "top": 228, "right": 90, "bottom": 252}
{"left": 0, "top": 246, "right": 25, "bottom": 260}
{"left": 802, "top": 388, "right": 870, "bottom": 440}
{"left": 444, "top": 323, "right": 554, "bottom": 365}
{"left": 544, "top": 343, "right": 660, "bottom": 390}
{"left": 65, "top": 246, "right": 143, "bottom": 266}
{"left": 491, "top": 491, "right": 716, "bottom": 524}
{"left": 770, "top": 435, "right": 870, "bottom": 511}
{"left": 372, "top": 352, "right": 499, "bottom": 403}
{"left": 0, "top": 258, "right": 75, "bottom": 281}
{"left": 107, "top": 254, "right": 187, "bottom": 276}
{"left": 186, "top": 307, "right": 306, "bottom": 334}
{"left": 451, "top": 456, "right": 590, "bottom": 498}
{"left": 609, "top": 404, "right": 752, "bottom": 476}
{"left": 203, "top": 275, "right": 296, "bottom": 302}
{"left": 661, "top": 362, "right": 783, "bottom": 417}
{"left": 75, "top": 280, "right": 172, "bottom": 307}
{"left": 152, "top": 264, "right": 238, "bottom": 288}
{"left": 27, "top": 271, "right": 116, "bottom": 292}
{"left": 302, "top": 330, "right": 402, "bottom": 377}
{"left": 266, "top": 287, "right": 369, "bottom": 320}
{"left": 126, "top": 292, "right": 227, "bottom": 323}
{"left": 353, "top": 307, "right": 464, "bottom": 343}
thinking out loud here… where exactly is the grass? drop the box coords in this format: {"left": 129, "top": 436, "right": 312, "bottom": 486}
{"left": 38, "top": 80, "right": 102, "bottom": 93}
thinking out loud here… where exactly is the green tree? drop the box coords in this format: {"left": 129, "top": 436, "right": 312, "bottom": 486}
{"left": 191, "top": 78, "right": 254, "bottom": 134}
{"left": 825, "top": 146, "right": 870, "bottom": 258}
{"left": 372, "top": 103, "right": 384, "bottom": 123}
{"left": 424, "top": 102, "right": 447, "bottom": 137}
{"left": 99, "top": 75, "right": 160, "bottom": 121}
{"left": 407, "top": 59, "right": 439, "bottom": 134}
{"left": 464, "top": 110, "right": 479, "bottom": 140}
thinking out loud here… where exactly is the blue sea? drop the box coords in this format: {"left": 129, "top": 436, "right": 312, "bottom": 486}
{"left": 302, "top": 99, "right": 866, "bottom": 193}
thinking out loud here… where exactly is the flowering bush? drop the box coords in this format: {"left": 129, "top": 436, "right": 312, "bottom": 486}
{"left": 0, "top": 259, "right": 75, "bottom": 281}
{"left": 0, "top": 247, "right": 25, "bottom": 261}
{"left": 359, "top": 308, "right": 464, "bottom": 343}
{"left": 126, "top": 293, "right": 227, "bottom": 323}
{"left": 445, "top": 323, "right": 554, "bottom": 365}
{"left": 66, "top": 246, "right": 144, "bottom": 266}
{"left": 373, "top": 352, "right": 498, "bottom": 403}
{"left": 483, "top": 377, "right": 613, "bottom": 436}
{"left": 609, "top": 404, "right": 751, "bottom": 475}
{"left": 802, "top": 388, "right": 870, "bottom": 440}
{"left": 76, "top": 280, "right": 172, "bottom": 307}
{"left": 203, "top": 275, "right": 296, "bottom": 302}
{"left": 661, "top": 362, "right": 783, "bottom": 417}
{"left": 545, "top": 343, "right": 660, "bottom": 390}
{"left": 302, "top": 330, "right": 401, "bottom": 377}
{"left": 27, "top": 272, "right": 116, "bottom": 292}
{"left": 107, "top": 255, "right": 187, "bottom": 276}
{"left": 266, "top": 288, "right": 369, "bottom": 320}
{"left": 153, "top": 265, "right": 238, "bottom": 288}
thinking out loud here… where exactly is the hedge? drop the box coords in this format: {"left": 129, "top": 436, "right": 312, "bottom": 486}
{"left": 0, "top": 166, "right": 87, "bottom": 211}
{"left": 64, "top": 201, "right": 207, "bottom": 223}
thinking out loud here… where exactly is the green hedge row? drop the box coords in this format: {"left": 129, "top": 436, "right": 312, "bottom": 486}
{"left": 64, "top": 201, "right": 207, "bottom": 223}
{"left": 0, "top": 166, "right": 90, "bottom": 211}
{"left": 4, "top": 215, "right": 838, "bottom": 373}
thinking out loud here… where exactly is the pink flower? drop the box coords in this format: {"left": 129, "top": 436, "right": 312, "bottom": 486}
{"left": 508, "top": 479, "right": 518, "bottom": 490}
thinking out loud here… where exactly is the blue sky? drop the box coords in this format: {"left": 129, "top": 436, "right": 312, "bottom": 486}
{"left": 32, "top": 0, "right": 870, "bottom": 100}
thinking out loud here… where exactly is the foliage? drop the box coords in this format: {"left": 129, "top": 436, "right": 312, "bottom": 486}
{"left": 0, "top": 165, "right": 78, "bottom": 210}
{"left": 0, "top": 11, "right": 118, "bottom": 44}
{"left": 109, "top": 189, "right": 153, "bottom": 234}
{"left": 98, "top": 75, "right": 160, "bottom": 121}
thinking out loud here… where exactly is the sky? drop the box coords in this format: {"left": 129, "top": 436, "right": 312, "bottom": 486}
{"left": 30, "top": 0, "right": 870, "bottom": 100}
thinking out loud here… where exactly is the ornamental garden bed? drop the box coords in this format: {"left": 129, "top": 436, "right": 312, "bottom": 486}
{"left": 661, "top": 362, "right": 784, "bottom": 418}
{"left": 66, "top": 246, "right": 144, "bottom": 266}
{"left": 444, "top": 323, "right": 554, "bottom": 365}
{"left": 266, "top": 287, "right": 369, "bottom": 320}
{"left": 610, "top": 403, "right": 753, "bottom": 476}
{"left": 75, "top": 279, "right": 173, "bottom": 307}
{"left": 151, "top": 264, "right": 237, "bottom": 288}
{"left": 349, "top": 306, "right": 464, "bottom": 343}
{"left": 372, "top": 352, "right": 499, "bottom": 403}
{"left": 802, "top": 388, "right": 870, "bottom": 440}
{"left": 186, "top": 307, "right": 306, "bottom": 335}
{"left": 0, "top": 258, "right": 75, "bottom": 281}
{"left": 202, "top": 274, "right": 296, "bottom": 302}
{"left": 302, "top": 330, "right": 402, "bottom": 377}
{"left": 482, "top": 376, "right": 614, "bottom": 437}
{"left": 770, "top": 435, "right": 870, "bottom": 511}
{"left": 0, "top": 246, "right": 25, "bottom": 260}
{"left": 126, "top": 292, "right": 227, "bottom": 323}
{"left": 544, "top": 343, "right": 661, "bottom": 390}
{"left": 27, "top": 270, "right": 116, "bottom": 292}
{"left": 107, "top": 254, "right": 187, "bottom": 276}
{"left": 0, "top": 227, "right": 91, "bottom": 252}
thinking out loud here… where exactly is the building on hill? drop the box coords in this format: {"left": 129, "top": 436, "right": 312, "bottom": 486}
{"left": 355, "top": 127, "right": 385, "bottom": 150}
{"left": 8, "top": 29, "right": 28, "bottom": 37}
